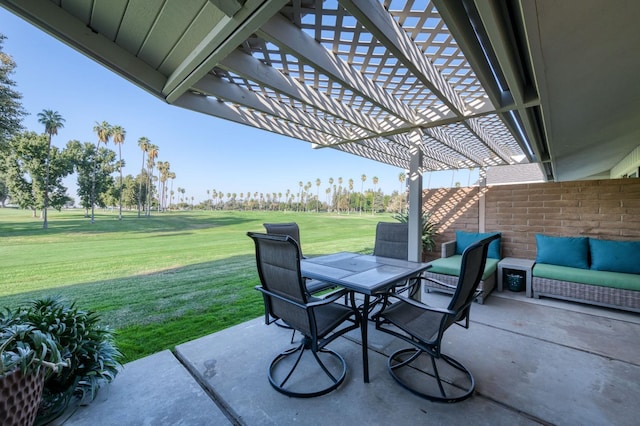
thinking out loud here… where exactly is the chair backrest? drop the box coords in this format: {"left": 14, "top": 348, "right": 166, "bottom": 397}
{"left": 263, "top": 222, "right": 304, "bottom": 257}
{"left": 373, "top": 222, "right": 408, "bottom": 260}
{"left": 248, "top": 232, "right": 311, "bottom": 333}
{"left": 445, "top": 233, "right": 500, "bottom": 326}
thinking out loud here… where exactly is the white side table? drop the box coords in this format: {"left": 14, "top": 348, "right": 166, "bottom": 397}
{"left": 497, "top": 258, "right": 536, "bottom": 297}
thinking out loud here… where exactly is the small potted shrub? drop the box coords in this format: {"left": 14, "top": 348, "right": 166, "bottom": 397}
{"left": 1, "top": 297, "right": 122, "bottom": 425}
{"left": 26, "top": 297, "right": 122, "bottom": 424}
{"left": 0, "top": 308, "right": 65, "bottom": 426}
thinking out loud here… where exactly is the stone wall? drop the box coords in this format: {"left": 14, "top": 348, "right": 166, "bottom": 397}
{"left": 421, "top": 178, "right": 640, "bottom": 261}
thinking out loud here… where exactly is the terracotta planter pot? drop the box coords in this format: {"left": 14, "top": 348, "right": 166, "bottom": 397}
{"left": 0, "top": 369, "right": 45, "bottom": 426}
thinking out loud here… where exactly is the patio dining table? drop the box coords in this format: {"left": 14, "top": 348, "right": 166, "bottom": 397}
{"left": 300, "top": 252, "right": 431, "bottom": 383}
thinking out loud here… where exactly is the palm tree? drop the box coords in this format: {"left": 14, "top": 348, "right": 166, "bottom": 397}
{"left": 157, "top": 160, "right": 170, "bottom": 211}
{"left": 372, "top": 176, "right": 379, "bottom": 214}
{"left": 328, "top": 177, "right": 334, "bottom": 210}
{"left": 348, "top": 178, "right": 354, "bottom": 214}
{"left": 398, "top": 172, "right": 406, "bottom": 214}
{"left": 91, "top": 121, "right": 112, "bottom": 224}
{"left": 337, "top": 177, "right": 343, "bottom": 213}
{"left": 137, "top": 137, "right": 150, "bottom": 217}
{"left": 37, "top": 109, "right": 65, "bottom": 229}
{"left": 360, "top": 174, "right": 367, "bottom": 214}
{"left": 168, "top": 173, "right": 176, "bottom": 209}
{"left": 315, "top": 178, "right": 321, "bottom": 212}
{"left": 146, "top": 144, "right": 159, "bottom": 216}
{"left": 111, "top": 125, "right": 126, "bottom": 220}
{"left": 177, "top": 187, "right": 184, "bottom": 205}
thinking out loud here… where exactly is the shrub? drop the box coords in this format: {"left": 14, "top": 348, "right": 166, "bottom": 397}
{"left": 3, "top": 297, "right": 122, "bottom": 423}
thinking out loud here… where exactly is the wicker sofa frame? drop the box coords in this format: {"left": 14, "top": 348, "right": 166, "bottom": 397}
{"left": 424, "top": 271, "right": 495, "bottom": 304}
{"left": 532, "top": 276, "right": 640, "bottom": 313}
{"left": 423, "top": 239, "right": 498, "bottom": 305}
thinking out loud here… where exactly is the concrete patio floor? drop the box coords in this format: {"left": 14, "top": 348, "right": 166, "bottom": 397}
{"left": 54, "top": 291, "right": 640, "bottom": 425}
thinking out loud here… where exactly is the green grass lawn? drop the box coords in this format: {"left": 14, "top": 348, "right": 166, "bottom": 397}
{"left": 0, "top": 208, "right": 389, "bottom": 362}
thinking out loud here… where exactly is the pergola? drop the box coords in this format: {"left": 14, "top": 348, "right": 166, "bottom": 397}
{"left": 2, "top": 0, "right": 639, "bottom": 260}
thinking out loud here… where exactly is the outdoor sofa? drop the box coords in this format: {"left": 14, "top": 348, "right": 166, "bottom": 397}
{"left": 532, "top": 234, "right": 640, "bottom": 313}
{"left": 423, "top": 231, "right": 502, "bottom": 304}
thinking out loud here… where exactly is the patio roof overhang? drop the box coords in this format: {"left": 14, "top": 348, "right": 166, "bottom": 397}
{"left": 3, "top": 1, "right": 638, "bottom": 182}
{"left": 0, "top": 0, "right": 551, "bottom": 177}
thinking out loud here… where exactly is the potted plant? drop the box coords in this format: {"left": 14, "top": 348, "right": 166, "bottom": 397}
{"left": 1, "top": 297, "right": 122, "bottom": 425}
{"left": 26, "top": 297, "right": 122, "bottom": 424}
{"left": 393, "top": 211, "right": 439, "bottom": 253}
{"left": 0, "top": 308, "right": 66, "bottom": 426}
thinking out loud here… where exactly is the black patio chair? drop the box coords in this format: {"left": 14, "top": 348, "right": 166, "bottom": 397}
{"left": 248, "top": 232, "right": 361, "bottom": 398}
{"left": 373, "top": 222, "right": 409, "bottom": 260}
{"left": 374, "top": 233, "right": 499, "bottom": 403}
{"left": 263, "top": 222, "right": 334, "bottom": 294}
{"left": 371, "top": 222, "right": 422, "bottom": 300}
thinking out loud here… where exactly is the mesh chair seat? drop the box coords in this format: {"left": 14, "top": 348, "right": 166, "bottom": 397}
{"left": 375, "top": 301, "right": 441, "bottom": 344}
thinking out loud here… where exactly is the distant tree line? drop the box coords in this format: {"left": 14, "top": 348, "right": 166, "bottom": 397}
{"left": 198, "top": 173, "right": 408, "bottom": 214}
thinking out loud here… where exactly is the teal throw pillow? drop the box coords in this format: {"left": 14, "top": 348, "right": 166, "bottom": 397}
{"left": 535, "top": 234, "right": 589, "bottom": 269}
{"left": 590, "top": 239, "right": 640, "bottom": 274}
{"left": 455, "top": 231, "right": 501, "bottom": 259}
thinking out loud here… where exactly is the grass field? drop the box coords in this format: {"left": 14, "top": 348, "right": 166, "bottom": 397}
{"left": 0, "top": 208, "right": 390, "bottom": 362}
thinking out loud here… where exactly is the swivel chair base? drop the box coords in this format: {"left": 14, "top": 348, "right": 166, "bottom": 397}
{"left": 269, "top": 338, "right": 347, "bottom": 398}
{"left": 388, "top": 348, "right": 475, "bottom": 403}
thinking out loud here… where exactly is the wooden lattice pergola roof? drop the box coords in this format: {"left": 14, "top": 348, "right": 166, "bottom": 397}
{"left": 0, "top": 0, "right": 544, "bottom": 176}
{"left": 2, "top": 0, "right": 639, "bottom": 183}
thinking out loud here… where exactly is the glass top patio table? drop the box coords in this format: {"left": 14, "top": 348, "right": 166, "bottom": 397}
{"left": 300, "top": 252, "right": 431, "bottom": 382}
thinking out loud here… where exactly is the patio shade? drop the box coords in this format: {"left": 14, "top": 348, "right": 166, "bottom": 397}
{"left": 3, "top": 0, "right": 639, "bottom": 182}
{"left": 0, "top": 0, "right": 545, "bottom": 177}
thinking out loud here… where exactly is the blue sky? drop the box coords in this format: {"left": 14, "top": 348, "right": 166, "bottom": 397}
{"left": 0, "top": 7, "right": 470, "bottom": 203}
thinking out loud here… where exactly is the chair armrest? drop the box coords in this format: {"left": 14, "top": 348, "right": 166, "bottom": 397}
{"left": 307, "top": 288, "right": 350, "bottom": 306}
{"left": 387, "top": 291, "right": 458, "bottom": 317}
{"left": 442, "top": 240, "right": 456, "bottom": 258}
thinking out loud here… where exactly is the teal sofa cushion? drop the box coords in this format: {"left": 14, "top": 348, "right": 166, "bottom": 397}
{"left": 455, "top": 231, "right": 501, "bottom": 259}
{"left": 536, "top": 234, "right": 589, "bottom": 269}
{"left": 533, "top": 263, "right": 640, "bottom": 291}
{"left": 590, "top": 239, "right": 640, "bottom": 274}
{"left": 428, "top": 255, "right": 499, "bottom": 281}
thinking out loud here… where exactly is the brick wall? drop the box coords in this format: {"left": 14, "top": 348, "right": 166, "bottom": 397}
{"left": 421, "top": 178, "right": 640, "bottom": 261}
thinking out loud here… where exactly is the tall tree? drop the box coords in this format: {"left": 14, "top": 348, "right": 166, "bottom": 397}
{"left": 168, "top": 172, "right": 176, "bottom": 209}
{"left": 372, "top": 176, "right": 379, "bottom": 214}
{"left": 360, "top": 174, "right": 366, "bottom": 214}
{"left": 157, "top": 160, "right": 171, "bottom": 211}
{"left": 398, "top": 172, "right": 406, "bottom": 214}
{"left": 337, "top": 177, "right": 343, "bottom": 213}
{"left": 137, "top": 137, "right": 150, "bottom": 217}
{"left": 328, "top": 177, "right": 334, "bottom": 210}
{"left": 0, "top": 35, "right": 26, "bottom": 146}
{"left": 315, "top": 178, "right": 321, "bottom": 212}
{"left": 0, "top": 35, "right": 28, "bottom": 207}
{"left": 36, "top": 109, "right": 65, "bottom": 229}
{"left": 145, "top": 144, "right": 158, "bottom": 216}
{"left": 348, "top": 178, "right": 354, "bottom": 214}
{"left": 91, "top": 121, "right": 112, "bottom": 223}
{"left": 4, "top": 132, "right": 72, "bottom": 214}
{"left": 66, "top": 140, "right": 117, "bottom": 216}
{"left": 111, "top": 125, "right": 126, "bottom": 220}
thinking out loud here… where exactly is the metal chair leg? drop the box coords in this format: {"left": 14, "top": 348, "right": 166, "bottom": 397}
{"left": 388, "top": 348, "right": 475, "bottom": 403}
{"left": 268, "top": 340, "right": 348, "bottom": 398}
